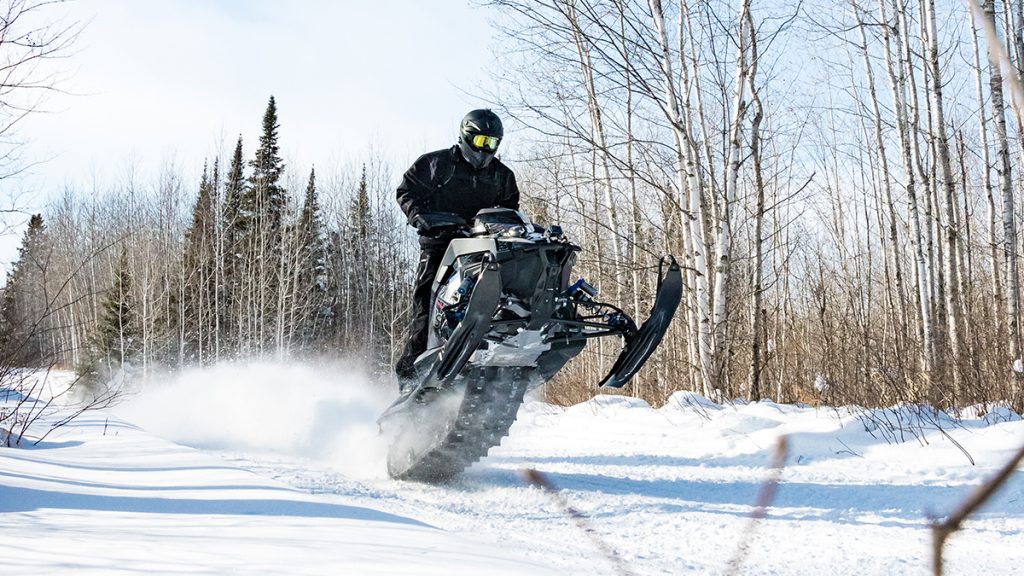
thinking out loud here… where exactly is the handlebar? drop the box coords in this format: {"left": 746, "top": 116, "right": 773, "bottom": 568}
{"left": 410, "top": 211, "right": 470, "bottom": 237}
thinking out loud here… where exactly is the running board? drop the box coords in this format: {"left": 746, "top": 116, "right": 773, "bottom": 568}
{"left": 600, "top": 256, "right": 682, "bottom": 388}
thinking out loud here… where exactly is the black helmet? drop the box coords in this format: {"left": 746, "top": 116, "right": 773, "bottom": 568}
{"left": 458, "top": 109, "right": 503, "bottom": 169}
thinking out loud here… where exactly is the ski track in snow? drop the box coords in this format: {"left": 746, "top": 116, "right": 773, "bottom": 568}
{"left": 3, "top": 365, "right": 1024, "bottom": 575}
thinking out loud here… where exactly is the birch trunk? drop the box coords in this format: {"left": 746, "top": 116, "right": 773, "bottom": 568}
{"left": 746, "top": 3, "right": 765, "bottom": 401}
{"left": 649, "top": 0, "right": 714, "bottom": 397}
{"left": 923, "top": 0, "right": 964, "bottom": 401}
{"left": 564, "top": 0, "right": 623, "bottom": 304}
{"left": 618, "top": 3, "right": 646, "bottom": 396}
{"left": 855, "top": 3, "right": 909, "bottom": 356}
{"left": 714, "top": 0, "right": 750, "bottom": 393}
{"left": 987, "top": 0, "right": 1024, "bottom": 369}
{"left": 886, "top": 0, "right": 937, "bottom": 379}
{"left": 972, "top": 5, "right": 1007, "bottom": 331}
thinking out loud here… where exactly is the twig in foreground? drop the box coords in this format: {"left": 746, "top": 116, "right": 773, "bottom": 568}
{"left": 931, "top": 442, "right": 1024, "bottom": 576}
{"left": 522, "top": 468, "right": 635, "bottom": 576}
{"left": 724, "top": 435, "right": 790, "bottom": 576}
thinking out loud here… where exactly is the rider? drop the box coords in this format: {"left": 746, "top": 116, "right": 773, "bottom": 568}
{"left": 394, "top": 109, "right": 520, "bottom": 388}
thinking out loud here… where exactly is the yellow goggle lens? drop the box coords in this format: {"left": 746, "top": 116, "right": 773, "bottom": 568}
{"left": 471, "top": 134, "right": 500, "bottom": 151}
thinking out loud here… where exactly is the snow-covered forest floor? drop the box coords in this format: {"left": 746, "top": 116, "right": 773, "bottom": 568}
{"left": 1, "top": 365, "right": 1022, "bottom": 575}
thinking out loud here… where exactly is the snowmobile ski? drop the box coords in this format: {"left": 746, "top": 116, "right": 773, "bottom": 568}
{"left": 433, "top": 254, "right": 501, "bottom": 383}
{"left": 600, "top": 256, "right": 683, "bottom": 388}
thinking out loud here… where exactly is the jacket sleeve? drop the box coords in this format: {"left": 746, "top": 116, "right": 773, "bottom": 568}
{"left": 396, "top": 155, "right": 434, "bottom": 221}
{"left": 500, "top": 169, "right": 520, "bottom": 211}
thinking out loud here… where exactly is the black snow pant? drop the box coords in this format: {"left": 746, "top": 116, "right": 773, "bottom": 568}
{"left": 395, "top": 245, "right": 447, "bottom": 381}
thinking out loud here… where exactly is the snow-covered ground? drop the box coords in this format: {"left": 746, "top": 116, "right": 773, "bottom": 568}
{"left": 2, "top": 365, "right": 1023, "bottom": 575}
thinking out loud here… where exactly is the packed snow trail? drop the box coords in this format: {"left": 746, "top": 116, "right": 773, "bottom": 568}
{"left": 4, "top": 365, "right": 1023, "bottom": 574}
{"left": 201, "top": 396, "right": 1024, "bottom": 575}
{"left": 119, "top": 364, "right": 1024, "bottom": 575}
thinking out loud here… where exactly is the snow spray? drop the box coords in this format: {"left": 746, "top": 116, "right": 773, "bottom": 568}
{"left": 115, "top": 361, "right": 393, "bottom": 479}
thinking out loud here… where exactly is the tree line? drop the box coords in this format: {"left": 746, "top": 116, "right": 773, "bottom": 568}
{"left": 5, "top": 0, "right": 1024, "bottom": 412}
{"left": 483, "top": 0, "right": 1024, "bottom": 411}
{"left": 0, "top": 96, "right": 415, "bottom": 386}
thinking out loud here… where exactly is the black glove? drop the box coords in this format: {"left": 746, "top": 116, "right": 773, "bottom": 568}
{"left": 409, "top": 212, "right": 467, "bottom": 235}
{"left": 409, "top": 212, "right": 434, "bottom": 233}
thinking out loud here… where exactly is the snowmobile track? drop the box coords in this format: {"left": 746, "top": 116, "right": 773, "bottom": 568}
{"left": 389, "top": 366, "right": 530, "bottom": 483}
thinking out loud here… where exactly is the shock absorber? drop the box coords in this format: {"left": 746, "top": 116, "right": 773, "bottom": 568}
{"left": 455, "top": 276, "right": 476, "bottom": 302}
{"left": 566, "top": 278, "right": 598, "bottom": 303}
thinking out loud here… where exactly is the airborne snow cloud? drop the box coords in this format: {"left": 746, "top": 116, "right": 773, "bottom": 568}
{"left": 118, "top": 362, "right": 393, "bottom": 479}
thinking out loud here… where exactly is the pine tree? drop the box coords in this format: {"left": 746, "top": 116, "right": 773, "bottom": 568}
{"left": 180, "top": 160, "right": 219, "bottom": 364}
{"left": 300, "top": 168, "right": 327, "bottom": 287}
{"left": 92, "top": 246, "right": 140, "bottom": 373}
{"left": 297, "top": 167, "right": 335, "bottom": 350}
{"left": 222, "top": 136, "right": 246, "bottom": 357}
{"left": 224, "top": 136, "right": 246, "bottom": 235}
{"left": 351, "top": 165, "right": 371, "bottom": 246}
{"left": 248, "top": 96, "right": 286, "bottom": 235}
{"left": 0, "top": 214, "right": 50, "bottom": 365}
{"left": 345, "top": 166, "right": 374, "bottom": 353}
{"left": 231, "top": 96, "right": 288, "bottom": 357}
{"left": 248, "top": 96, "right": 288, "bottom": 356}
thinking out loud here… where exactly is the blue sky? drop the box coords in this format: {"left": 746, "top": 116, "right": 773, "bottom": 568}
{"left": 1, "top": 0, "right": 502, "bottom": 271}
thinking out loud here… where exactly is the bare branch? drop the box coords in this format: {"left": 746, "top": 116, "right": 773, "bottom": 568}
{"left": 522, "top": 468, "right": 636, "bottom": 576}
{"left": 930, "top": 442, "right": 1024, "bottom": 576}
{"left": 725, "top": 435, "right": 789, "bottom": 576}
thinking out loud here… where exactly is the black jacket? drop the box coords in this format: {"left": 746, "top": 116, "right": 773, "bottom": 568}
{"left": 397, "top": 146, "right": 520, "bottom": 247}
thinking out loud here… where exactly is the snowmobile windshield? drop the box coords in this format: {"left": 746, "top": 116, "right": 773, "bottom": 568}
{"left": 471, "top": 209, "right": 532, "bottom": 238}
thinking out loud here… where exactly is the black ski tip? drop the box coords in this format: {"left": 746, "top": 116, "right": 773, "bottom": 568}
{"left": 599, "top": 255, "right": 683, "bottom": 389}
{"left": 434, "top": 262, "right": 501, "bottom": 382}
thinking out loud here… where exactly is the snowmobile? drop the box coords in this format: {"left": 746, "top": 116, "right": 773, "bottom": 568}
{"left": 379, "top": 208, "right": 682, "bottom": 482}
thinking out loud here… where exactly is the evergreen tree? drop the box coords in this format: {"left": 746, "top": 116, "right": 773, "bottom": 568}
{"left": 222, "top": 136, "right": 246, "bottom": 357}
{"left": 299, "top": 167, "right": 328, "bottom": 288}
{"left": 185, "top": 161, "right": 218, "bottom": 259}
{"left": 248, "top": 96, "right": 286, "bottom": 234}
{"left": 246, "top": 96, "right": 288, "bottom": 357}
{"left": 180, "top": 160, "right": 220, "bottom": 364}
{"left": 351, "top": 164, "right": 371, "bottom": 246}
{"left": 297, "top": 167, "right": 335, "bottom": 349}
{"left": 92, "top": 246, "right": 140, "bottom": 373}
{"left": 0, "top": 214, "right": 50, "bottom": 365}
{"left": 224, "top": 137, "right": 246, "bottom": 240}
{"left": 228, "top": 97, "right": 288, "bottom": 357}
{"left": 345, "top": 166, "right": 374, "bottom": 348}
